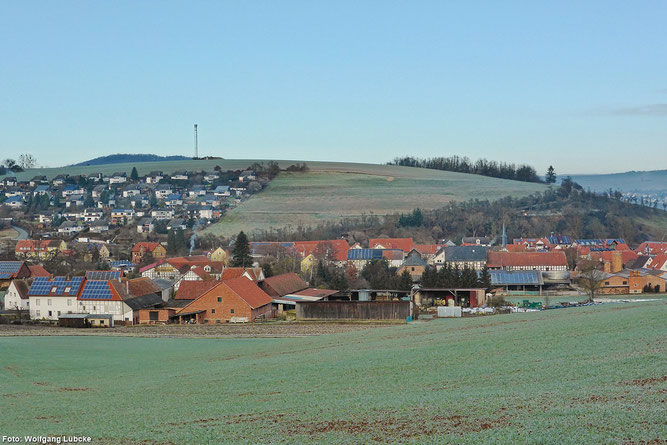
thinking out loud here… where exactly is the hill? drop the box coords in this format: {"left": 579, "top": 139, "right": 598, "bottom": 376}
{"left": 1, "top": 300, "right": 664, "bottom": 443}
{"left": 201, "top": 163, "right": 547, "bottom": 237}
{"left": 570, "top": 169, "right": 667, "bottom": 196}
{"left": 71, "top": 153, "right": 191, "bottom": 166}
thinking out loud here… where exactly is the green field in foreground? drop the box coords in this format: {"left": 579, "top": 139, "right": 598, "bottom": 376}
{"left": 1, "top": 301, "right": 665, "bottom": 444}
{"left": 204, "top": 166, "right": 545, "bottom": 237}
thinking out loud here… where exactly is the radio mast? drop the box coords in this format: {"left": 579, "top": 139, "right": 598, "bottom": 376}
{"left": 194, "top": 124, "right": 198, "bottom": 159}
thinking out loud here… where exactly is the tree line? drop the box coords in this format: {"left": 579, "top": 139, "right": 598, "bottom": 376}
{"left": 388, "top": 155, "right": 542, "bottom": 183}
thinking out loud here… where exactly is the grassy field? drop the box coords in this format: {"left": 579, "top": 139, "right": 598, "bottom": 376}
{"left": 203, "top": 165, "right": 546, "bottom": 237}
{"left": 1, "top": 300, "right": 665, "bottom": 444}
{"left": 0, "top": 227, "right": 19, "bottom": 240}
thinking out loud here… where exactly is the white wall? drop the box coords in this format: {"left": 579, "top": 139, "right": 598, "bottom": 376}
{"left": 29, "top": 296, "right": 77, "bottom": 320}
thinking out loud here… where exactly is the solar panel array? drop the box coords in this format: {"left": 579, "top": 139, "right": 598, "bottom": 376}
{"left": 0, "top": 273, "right": 13, "bottom": 279}
{"left": 489, "top": 270, "right": 543, "bottom": 286}
{"left": 85, "top": 271, "right": 121, "bottom": 280}
{"left": 0, "top": 261, "right": 22, "bottom": 275}
{"left": 79, "top": 280, "right": 114, "bottom": 300}
{"left": 28, "top": 276, "right": 84, "bottom": 296}
{"left": 347, "top": 249, "right": 384, "bottom": 260}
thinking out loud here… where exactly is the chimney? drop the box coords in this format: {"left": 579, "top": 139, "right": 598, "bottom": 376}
{"left": 611, "top": 251, "right": 622, "bottom": 273}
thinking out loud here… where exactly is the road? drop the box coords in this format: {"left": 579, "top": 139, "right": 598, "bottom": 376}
{"left": 10, "top": 225, "right": 28, "bottom": 240}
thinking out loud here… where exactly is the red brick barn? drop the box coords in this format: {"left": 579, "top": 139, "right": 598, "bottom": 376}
{"left": 175, "top": 277, "right": 273, "bottom": 323}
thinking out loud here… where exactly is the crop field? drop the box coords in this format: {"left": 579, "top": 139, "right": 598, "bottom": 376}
{"left": 203, "top": 166, "right": 545, "bottom": 237}
{"left": 1, "top": 300, "right": 665, "bottom": 444}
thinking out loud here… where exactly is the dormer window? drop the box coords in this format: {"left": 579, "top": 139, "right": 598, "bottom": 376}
{"left": 51, "top": 286, "right": 57, "bottom": 293}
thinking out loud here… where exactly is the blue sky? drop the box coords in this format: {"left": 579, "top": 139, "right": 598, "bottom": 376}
{"left": 1, "top": 1, "right": 666, "bottom": 174}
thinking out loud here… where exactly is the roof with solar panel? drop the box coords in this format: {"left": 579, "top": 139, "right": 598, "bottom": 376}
{"left": 85, "top": 270, "right": 122, "bottom": 280}
{"left": 28, "top": 276, "right": 85, "bottom": 296}
{"left": 79, "top": 280, "right": 122, "bottom": 301}
{"left": 0, "top": 261, "right": 29, "bottom": 280}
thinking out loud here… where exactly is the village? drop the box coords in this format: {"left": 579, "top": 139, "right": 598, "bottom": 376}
{"left": 1, "top": 227, "right": 665, "bottom": 327}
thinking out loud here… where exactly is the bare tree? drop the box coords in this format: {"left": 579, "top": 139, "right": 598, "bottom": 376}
{"left": 18, "top": 154, "right": 36, "bottom": 169}
{"left": 577, "top": 261, "right": 607, "bottom": 303}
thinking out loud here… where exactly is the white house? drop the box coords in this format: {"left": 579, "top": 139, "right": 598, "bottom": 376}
{"left": 151, "top": 209, "right": 174, "bottom": 220}
{"left": 28, "top": 276, "right": 86, "bottom": 320}
{"left": 4, "top": 280, "right": 30, "bottom": 311}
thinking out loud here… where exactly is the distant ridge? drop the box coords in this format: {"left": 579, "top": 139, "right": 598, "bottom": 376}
{"left": 70, "top": 153, "right": 190, "bottom": 167}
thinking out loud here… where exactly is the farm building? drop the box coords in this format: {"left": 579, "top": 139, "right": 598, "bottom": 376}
{"left": 174, "top": 277, "right": 273, "bottom": 323}
{"left": 436, "top": 246, "right": 488, "bottom": 270}
{"left": 487, "top": 251, "right": 568, "bottom": 271}
{"left": 413, "top": 288, "right": 487, "bottom": 307}
{"left": 397, "top": 252, "right": 430, "bottom": 281}
{"left": 0, "top": 261, "right": 32, "bottom": 288}
{"left": 58, "top": 313, "right": 114, "bottom": 328}
{"left": 489, "top": 270, "right": 544, "bottom": 294}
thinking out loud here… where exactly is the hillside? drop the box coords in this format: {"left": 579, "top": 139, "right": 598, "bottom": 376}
{"left": 1, "top": 300, "right": 664, "bottom": 443}
{"left": 201, "top": 163, "right": 547, "bottom": 237}
{"left": 70, "top": 153, "right": 191, "bottom": 166}
{"left": 570, "top": 169, "right": 667, "bottom": 196}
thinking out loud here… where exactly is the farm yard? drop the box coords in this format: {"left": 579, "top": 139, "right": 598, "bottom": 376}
{"left": 1, "top": 300, "right": 664, "bottom": 444}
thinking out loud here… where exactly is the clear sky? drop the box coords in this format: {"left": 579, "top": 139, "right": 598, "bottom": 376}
{"left": 1, "top": 1, "right": 666, "bottom": 174}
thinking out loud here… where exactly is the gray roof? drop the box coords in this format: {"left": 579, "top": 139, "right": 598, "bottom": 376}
{"left": 123, "top": 293, "right": 163, "bottom": 311}
{"left": 445, "top": 246, "right": 488, "bottom": 262}
{"left": 403, "top": 255, "right": 428, "bottom": 268}
{"left": 462, "top": 237, "right": 491, "bottom": 245}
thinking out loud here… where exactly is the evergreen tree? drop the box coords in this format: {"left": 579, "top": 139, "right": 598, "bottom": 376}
{"left": 231, "top": 231, "right": 253, "bottom": 267}
{"left": 546, "top": 165, "right": 556, "bottom": 184}
{"left": 84, "top": 194, "right": 95, "bottom": 208}
{"left": 261, "top": 262, "right": 273, "bottom": 278}
{"left": 167, "top": 230, "right": 177, "bottom": 254}
{"left": 130, "top": 167, "right": 139, "bottom": 181}
{"left": 175, "top": 229, "right": 187, "bottom": 254}
{"left": 397, "top": 269, "right": 413, "bottom": 291}
{"left": 479, "top": 266, "right": 491, "bottom": 290}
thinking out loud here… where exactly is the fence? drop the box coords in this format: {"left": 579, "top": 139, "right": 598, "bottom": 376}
{"left": 296, "top": 301, "right": 411, "bottom": 321}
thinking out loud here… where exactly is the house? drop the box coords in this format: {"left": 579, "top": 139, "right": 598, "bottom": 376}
{"left": 292, "top": 240, "right": 350, "bottom": 265}
{"left": 171, "top": 171, "right": 189, "bottom": 181}
{"left": 122, "top": 185, "right": 141, "bottom": 197}
{"left": 615, "top": 269, "right": 666, "bottom": 294}
{"left": 77, "top": 279, "right": 162, "bottom": 324}
{"left": 155, "top": 184, "right": 173, "bottom": 200}
{"left": 15, "top": 240, "right": 67, "bottom": 259}
{"left": 220, "top": 267, "right": 264, "bottom": 282}
{"left": 238, "top": 170, "right": 256, "bottom": 182}
{"left": 198, "top": 206, "right": 215, "bottom": 219}
{"left": 3, "top": 196, "right": 24, "bottom": 208}
{"left": 461, "top": 236, "right": 492, "bottom": 246}
{"left": 173, "top": 279, "right": 220, "bottom": 301}
{"left": 412, "top": 245, "right": 440, "bottom": 264}
{"left": 1, "top": 176, "right": 17, "bottom": 187}
{"left": 109, "top": 172, "right": 127, "bottom": 184}
{"left": 174, "top": 266, "right": 215, "bottom": 291}
{"left": 32, "top": 185, "right": 51, "bottom": 196}
{"left": 29, "top": 175, "right": 48, "bottom": 187}
{"left": 209, "top": 247, "right": 229, "bottom": 264}
{"left": 91, "top": 184, "right": 107, "bottom": 198}
{"left": 110, "top": 209, "right": 135, "bottom": 224}
{"left": 83, "top": 208, "right": 103, "bottom": 222}
{"left": 347, "top": 248, "right": 384, "bottom": 270}
{"left": 213, "top": 185, "right": 231, "bottom": 197}
{"left": 487, "top": 251, "right": 568, "bottom": 271}
{"left": 58, "top": 220, "right": 82, "bottom": 234}
{"left": 258, "top": 273, "right": 309, "bottom": 298}
{"left": 369, "top": 238, "right": 414, "bottom": 252}
{"left": 146, "top": 171, "right": 164, "bottom": 184}
{"left": 165, "top": 194, "right": 183, "bottom": 207}
{"left": 397, "top": 252, "right": 430, "bottom": 281}
{"left": 4, "top": 279, "right": 31, "bottom": 311}
{"left": 438, "top": 246, "right": 488, "bottom": 270}
{"left": 89, "top": 219, "right": 110, "bottom": 233}
{"left": 131, "top": 242, "right": 166, "bottom": 263}
{"left": 188, "top": 185, "right": 208, "bottom": 197}
{"left": 636, "top": 241, "right": 667, "bottom": 255}
{"left": 0, "top": 262, "right": 32, "bottom": 290}
{"left": 136, "top": 217, "right": 156, "bottom": 233}
{"left": 203, "top": 172, "right": 219, "bottom": 182}
{"left": 28, "top": 276, "right": 86, "bottom": 320}
{"left": 167, "top": 218, "right": 187, "bottom": 231}
{"left": 598, "top": 273, "right": 630, "bottom": 294}
{"left": 62, "top": 184, "right": 84, "bottom": 197}
{"left": 174, "top": 277, "right": 273, "bottom": 323}
{"left": 151, "top": 209, "right": 175, "bottom": 220}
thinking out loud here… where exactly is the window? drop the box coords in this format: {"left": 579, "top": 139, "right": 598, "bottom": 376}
{"left": 36, "top": 299, "right": 40, "bottom": 305}
{"left": 217, "top": 297, "right": 222, "bottom": 303}
{"left": 67, "top": 299, "right": 72, "bottom": 306}
{"left": 48, "top": 299, "right": 52, "bottom": 306}
{"left": 605, "top": 281, "right": 609, "bottom": 285}
{"left": 623, "top": 281, "right": 627, "bottom": 285}
{"left": 57, "top": 311, "right": 61, "bottom": 316}
{"left": 230, "top": 309, "right": 234, "bottom": 314}
{"left": 51, "top": 286, "right": 57, "bottom": 293}
{"left": 64, "top": 287, "right": 71, "bottom": 293}
{"left": 211, "top": 309, "right": 216, "bottom": 314}
{"left": 48, "top": 311, "right": 52, "bottom": 317}
{"left": 36, "top": 310, "right": 40, "bottom": 317}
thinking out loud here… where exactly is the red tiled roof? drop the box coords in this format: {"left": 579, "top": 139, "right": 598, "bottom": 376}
{"left": 259, "top": 273, "right": 308, "bottom": 297}
{"left": 648, "top": 254, "right": 667, "bottom": 271}
{"left": 221, "top": 267, "right": 263, "bottom": 281}
{"left": 174, "top": 280, "right": 220, "bottom": 300}
{"left": 487, "top": 251, "right": 568, "bottom": 268}
{"left": 591, "top": 250, "right": 638, "bottom": 266}
{"left": 292, "top": 240, "right": 350, "bottom": 262}
{"left": 369, "top": 238, "right": 414, "bottom": 252}
{"left": 132, "top": 242, "right": 163, "bottom": 253}
{"left": 637, "top": 242, "right": 667, "bottom": 255}
{"left": 15, "top": 240, "right": 61, "bottom": 252}
{"left": 223, "top": 277, "right": 273, "bottom": 309}
{"left": 28, "top": 265, "right": 51, "bottom": 277}
{"left": 413, "top": 244, "right": 439, "bottom": 255}
{"left": 505, "top": 244, "right": 528, "bottom": 253}
{"left": 382, "top": 249, "right": 405, "bottom": 260}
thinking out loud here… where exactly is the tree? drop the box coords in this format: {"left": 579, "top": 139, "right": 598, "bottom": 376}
{"left": 18, "top": 154, "right": 37, "bottom": 169}
{"left": 231, "top": 231, "right": 253, "bottom": 267}
{"left": 130, "top": 167, "right": 139, "bottom": 181}
{"left": 261, "top": 262, "right": 274, "bottom": 278}
{"left": 546, "top": 165, "right": 556, "bottom": 184}
{"left": 577, "top": 261, "right": 606, "bottom": 303}
{"left": 84, "top": 194, "right": 95, "bottom": 209}
{"left": 397, "top": 269, "right": 413, "bottom": 291}
{"left": 478, "top": 266, "right": 491, "bottom": 291}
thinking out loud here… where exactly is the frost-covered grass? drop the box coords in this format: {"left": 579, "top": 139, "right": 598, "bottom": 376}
{"left": 1, "top": 300, "right": 665, "bottom": 444}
